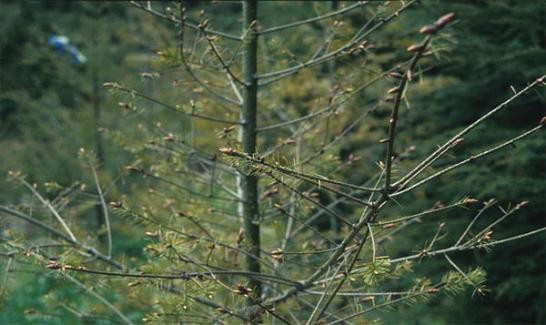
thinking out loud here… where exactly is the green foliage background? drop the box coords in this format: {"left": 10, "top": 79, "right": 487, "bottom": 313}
{"left": 0, "top": 0, "right": 544, "bottom": 324}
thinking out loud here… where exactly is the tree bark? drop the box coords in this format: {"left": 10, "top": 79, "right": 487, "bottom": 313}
{"left": 241, "top": 0, "right": 261, "bottom": 297}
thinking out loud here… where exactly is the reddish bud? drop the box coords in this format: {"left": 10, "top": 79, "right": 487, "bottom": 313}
{"left": 382, "top": 223, "right": 396, "bottom": 229}
{"left": 435, "top": 13, "right": 455, "bottom": 29}
{"left": 233, "top": 284, "right": 253, "bottom": 295}
{"left": 419, "top": 25, "right": 437, "bottom": 34}
{"left": 389, "top": 71, "right": 403, "bottom": 79}
{"left": 407, "top": 44, "right": 424, "bottom": 52}
{"left": 262, "top": 187, "right": 279, "bottom": 199}
{"left": 387, "top": 87, "right": 400, "bottom": 94}
{"left": 219, "top": 147, "right": 237, "bottom": 155}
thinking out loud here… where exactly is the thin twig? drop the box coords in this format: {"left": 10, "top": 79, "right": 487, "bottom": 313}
{"left": 393, "top": 74, "right": 546, "bottom": 191}
{"left": 384, "top": 37, "right": 430, "bottom": 192}
{"left": 393, "top": 124, "right": 543, "bottom": 196}
{"left": 21, "top": 180, "right": 77, "bottom": 242}
{"left": 259, "top": 1, "right": 367, "bottom": 35}
{"left": 90, "top": 163, "right": 113, "bottom": 258}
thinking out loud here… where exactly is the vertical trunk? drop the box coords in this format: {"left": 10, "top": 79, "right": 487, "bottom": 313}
{"left": 241, "top": 0, "right": 261, "bottom": 297}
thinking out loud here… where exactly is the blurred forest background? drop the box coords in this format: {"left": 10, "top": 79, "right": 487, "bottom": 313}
{"left": 0, "top": 0, "right": 544, "bottom": 324}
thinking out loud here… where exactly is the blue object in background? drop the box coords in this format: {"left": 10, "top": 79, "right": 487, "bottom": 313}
{"left": 48, "top": 35, "right": 87, "bottom": 65}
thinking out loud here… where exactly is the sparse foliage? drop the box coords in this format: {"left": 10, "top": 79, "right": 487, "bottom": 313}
{"left": 1, "top": 1, "right": 545, "bottom": 324}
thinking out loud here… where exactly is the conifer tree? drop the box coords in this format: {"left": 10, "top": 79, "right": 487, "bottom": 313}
{"left": 1, "top": 1, "right": 544, "bottom": 323}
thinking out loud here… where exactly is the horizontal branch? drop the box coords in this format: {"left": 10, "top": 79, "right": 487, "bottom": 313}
{"left": 373, "top": 201, "right": 467, "bottom": 225}
{"left": 108, "top": 85, "right": 240, "bottom": 125}
{"left": 389, "top": 227, "right": 546, "bottom": 264}
{"left": 226, "top": 151, "right": 380, "bottom": 194}
{"left": 259, "top": 1, "right": 367, "bottom": 35}
{"left": 46, "top": 264, "right": 299, "bottom": 286}
{"left": 0, "top": 206, "right": 123, "bottom": 270}
{"left": 256, "top": 108, "right": 329, "bottom": 132}
{"left": 326, "top": 283, "right": 443, "bottom": 324}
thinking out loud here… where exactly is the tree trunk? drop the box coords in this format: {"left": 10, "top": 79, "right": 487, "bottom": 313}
{"left": 240, "top": 0, "right": 261, "bottom": 297}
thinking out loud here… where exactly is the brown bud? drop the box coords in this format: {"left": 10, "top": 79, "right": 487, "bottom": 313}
{"left": 233, "top": 284, "right": 253, "bottom": 295}
{"left": 433, "top": 201, "right": 445, "bottom": 209}
{"left": 219, "top": 147, "right": 237, "bottom": 155}
{"left": 128, "top": 281, "right": 141, "bottom": 287}
{"left": 274, "top": 203, "right": 287, "bottom": 214}
{"left": 109, "top": 201, "right": 123, "bottom": 208}
{"left": 102, "top": 82, "right": 118, "bottom": 89}
{"left": 419, "top": 25, "right": 437, "bottom": 34}
{"left": 262, "top": 187, "right": 279, "bottom": 199}
{"left": 163, "top": 133, "right": 175, "bottom": 142}
{"left": 463, "top": 198, "right": 479, "bottom": 205}
{"left": 387, "top": 87, "right": 400, "bottom": 94}
{"left": 271, "top": 248, "right": 284, "bottom": 261}
{"left": 198, "top": 19, "right": 209, "bottom": 30}
{"left": 140, "top": 72, "right": 159, "bottom": 79}
{"left": 46, "top": 260, "right": 61, "bottom": 269}
{"left": 382, "top": 223, "right": 396, "bottom": 229}
{"left": 236, "top": 228, "right": 245, "bottom": 245}
{"left": 407, "top": 70, "right": 413, "bottom": 81}
{"left": 223, "top": 126, "right": 236, "bottom": 133}
{"left": 516, "top": 201, "right": 529, "bottom": 209}
{"left": 118, "top": 102, "right": 131, "bottom": 110}
{"left": 389, "top": 71, "right": 403, "bottom": 79}
{"left": 435, "top": 13, "right": 455, "bottom": 29}
{"left": 347, "top": 153, "right": 361, "bottom": 164}
{"left": 540, "top": 116, "right": 546, "bottom": 126}
{"left": 407, "top": 44, "right": 424, "bottom": 52}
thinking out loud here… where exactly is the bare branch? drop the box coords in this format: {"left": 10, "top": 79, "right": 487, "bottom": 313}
{"left": 393, "top": 124, "right": 543, "bottom": 197}
{"left": 259, "top": 1, "right": 368, "bottom": 35}
{"left": 393, "top": 74, "right": 546, "bottom": 192}
{"left": 129, "top": 1, "right": 242, "bottom": 41}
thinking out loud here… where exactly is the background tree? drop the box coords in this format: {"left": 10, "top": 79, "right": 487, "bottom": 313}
{"left": 1, "top": 1, "right": 544, "bottom": 324}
